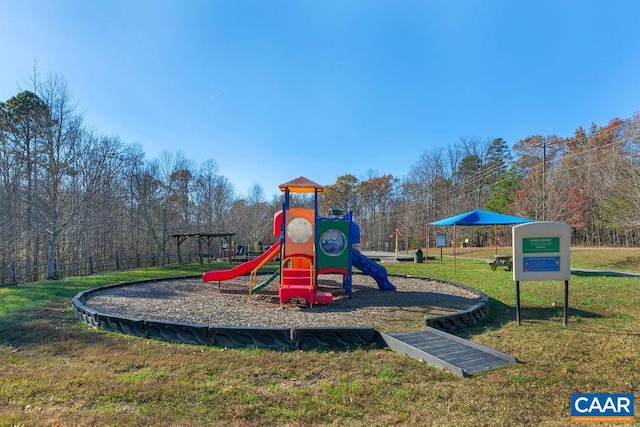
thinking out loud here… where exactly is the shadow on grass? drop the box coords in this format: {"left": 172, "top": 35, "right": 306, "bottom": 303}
{"left": 454, "top": 297, "right": 603, "bottom": 339}
{"left": 571, "top": 269, "right": 640, "bottom": 278}
{"left": 0, "top": 303, "right": 108, "bottom": 349}
{"left": 0, "top": 274, "right": 185, "bottom": 349}
{"left": 603, "top": 255, "right": 640, "bottom": 271}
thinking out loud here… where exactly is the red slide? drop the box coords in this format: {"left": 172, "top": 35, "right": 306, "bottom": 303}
{"left": 202, "top": 242, "right": 281, "bottom": 282}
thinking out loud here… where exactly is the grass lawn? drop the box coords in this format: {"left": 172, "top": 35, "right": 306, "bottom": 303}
{"left": 1, "top": 248, "right": 639, "bottom": 426}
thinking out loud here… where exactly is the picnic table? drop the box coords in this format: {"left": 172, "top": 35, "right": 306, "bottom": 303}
{"left": 489, "top": 255, "right": 513, "bottom": 271}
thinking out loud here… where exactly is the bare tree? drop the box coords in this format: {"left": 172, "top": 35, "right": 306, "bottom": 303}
{"left": 357, "top": 172, "right": 399, "bottom": 250}
{"left": 192, "top": 159, "right": 235, "bottom": 232}
{"left": 36, "top": 74, "right": 86, "bottom": 278}
{"left": 134, "top": 151, "right": 193, "bottom": 265}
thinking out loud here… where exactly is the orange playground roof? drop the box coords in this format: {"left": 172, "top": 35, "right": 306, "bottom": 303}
{"left": 278, "top": 176, "right": 324, "bottom": 193}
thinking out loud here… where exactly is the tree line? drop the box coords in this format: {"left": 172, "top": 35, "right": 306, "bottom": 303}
{"left": 2, "top": 71, "right": 640, "bottom": 281}
{"left": 323, "top": 116, "right": 640, "bottom": 250}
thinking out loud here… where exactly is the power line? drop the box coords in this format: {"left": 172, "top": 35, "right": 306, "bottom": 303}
{"left": 385, "top": 120, "right": 640, "bottom": 223}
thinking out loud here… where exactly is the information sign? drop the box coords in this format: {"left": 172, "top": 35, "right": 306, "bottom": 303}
{"left": 522, "top": 237, "right": 560, "bottom": 253}
{"left": 523, "top": 256, "right": 561, "bottom": 272}
{"left": 512, "top": 221, "right": 572, "bottom": 326}
{"left": 513, "top": 222, "right": 570, "bottom": 281}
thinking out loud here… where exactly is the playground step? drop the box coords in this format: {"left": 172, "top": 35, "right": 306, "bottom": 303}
{"left": 280, "top": 284, "right": 333, "bottom": 305}
{"left": 377, "top": 327, "right": 517, "bottom": 377}
{"left": 282, "top": 268, "right": 311, "bottom": 277}
{"left": 281, "top": 276, "right": 313, "bottom": 286}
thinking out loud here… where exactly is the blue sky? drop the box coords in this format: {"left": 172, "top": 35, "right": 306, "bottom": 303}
{"left": 2, "top": 1, "right": 640, "bottom": 199}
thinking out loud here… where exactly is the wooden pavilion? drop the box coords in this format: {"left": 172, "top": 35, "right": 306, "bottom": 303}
{"left": 170, "top": 232, "right": 236, "bottom": 264}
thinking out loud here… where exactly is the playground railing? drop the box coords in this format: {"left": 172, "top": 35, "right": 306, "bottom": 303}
{"left": 249, "top": 252, "right": 280, "bottom": 294}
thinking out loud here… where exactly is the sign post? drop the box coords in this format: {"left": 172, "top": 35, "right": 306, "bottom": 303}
{"left": 389, "top": 229, "right": 404, "bottom": 259}
{"left": 512, "top": 222, "right": 571, "bottom": 326}
{"left": 436, "top": 234, "right": 446, "bottom": 262}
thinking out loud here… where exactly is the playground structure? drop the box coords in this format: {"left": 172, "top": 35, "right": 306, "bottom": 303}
{"left": 202, "top": 176, "right": 395, "bottom": 306}
{"left": 74, "top": 178, "right": 511, "bottom": 375}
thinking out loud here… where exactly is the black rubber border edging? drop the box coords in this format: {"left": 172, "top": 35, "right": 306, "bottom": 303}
{"left": 72, "top": 274, "right": 489, "bottom": 350}
{"left": 413, "top": 276, "right": 490, "bottom": 332}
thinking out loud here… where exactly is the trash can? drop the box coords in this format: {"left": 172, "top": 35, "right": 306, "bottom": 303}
{"left": 414, "top": 248, "right": 424, "bottom": 263}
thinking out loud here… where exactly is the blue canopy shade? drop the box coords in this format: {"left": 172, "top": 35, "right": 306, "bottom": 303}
{"left": 430, "top": 209, "right": 533, "bottom": 226}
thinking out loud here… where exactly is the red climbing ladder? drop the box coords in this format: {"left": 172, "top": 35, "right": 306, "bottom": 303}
{"left": 279, "top": 255, "right": 332, "bottom": 305}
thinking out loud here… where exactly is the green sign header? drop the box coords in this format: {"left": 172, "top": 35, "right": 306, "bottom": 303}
{"left": 522, "top": 237, "right": 560, "bottom": 253}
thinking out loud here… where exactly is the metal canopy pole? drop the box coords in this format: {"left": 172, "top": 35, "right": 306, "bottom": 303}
{"left": 425, "top": 224, "right": 429, "bottom": 265}
{"left": 453, "top": 224, "right": 457, "bottom": 272}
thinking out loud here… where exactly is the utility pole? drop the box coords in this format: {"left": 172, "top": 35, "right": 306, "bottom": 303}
{"left": 542, "top": 140, "right": 547, "bottom": 221}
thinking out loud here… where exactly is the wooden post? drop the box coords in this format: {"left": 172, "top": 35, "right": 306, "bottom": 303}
{"left": 176, "top": 235, "right": 183, "bottom": 264}
{"left": 88, "top": 256, "right": 94, "bottom": 275}
{"left": 394, "top": 229, "right": 399, "bottom": 258}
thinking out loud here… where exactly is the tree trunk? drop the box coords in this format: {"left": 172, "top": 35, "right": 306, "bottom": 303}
{"left": 46, "top": 233, "right": 57, "bottom": 279}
